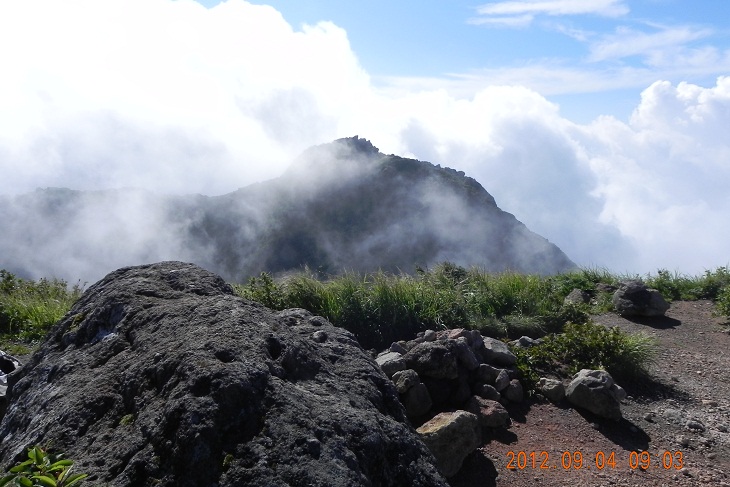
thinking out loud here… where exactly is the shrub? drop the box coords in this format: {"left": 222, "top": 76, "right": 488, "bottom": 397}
{"left": 513, "top": 321, "right": 658, "bottom": 391}
{"left": 717, "top": 286, "right": 730, "bottom": 319}
{"left": 0, "top": 446, "right": 87, "bottom": 487}
{"left": 0, "top": 271, "right": 83, "bottom": 341}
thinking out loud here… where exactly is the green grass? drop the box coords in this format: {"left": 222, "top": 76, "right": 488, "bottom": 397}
{"left": 512, "top": 321, "right": 658, "bottom": 390}
{"left": 0, "top": 270, "right": 83, "bottom": 346}
{"left": 235, "top": 264, "right": 730, "bottom": 350}
{"left": 2, "top": 263, "right": 728, "bottom": 394}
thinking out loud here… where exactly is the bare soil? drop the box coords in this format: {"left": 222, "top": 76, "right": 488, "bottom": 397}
{"left": 450, "top": 300, "right": 730, "bottom": 487}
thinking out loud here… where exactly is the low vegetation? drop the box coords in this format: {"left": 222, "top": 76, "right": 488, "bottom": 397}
{"left": 1, "top": 264, "right": 729, "bottom": 389}
{"left": 0, "top": 270, "right": 83, "bottom": 354}
{"left": 236, "top": 263, "right": 730, "bottom": 387}
{"left": 0, "top": 446, "right": 87, "bottom": 487}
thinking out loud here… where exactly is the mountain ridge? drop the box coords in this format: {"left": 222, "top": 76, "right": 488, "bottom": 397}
{"left": 0, "top": 137, "right": 576, "bottom": 282}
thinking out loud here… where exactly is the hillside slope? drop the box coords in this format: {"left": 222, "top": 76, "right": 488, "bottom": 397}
{"left": 0, "top": 137, "right": 575, "bottom": 282}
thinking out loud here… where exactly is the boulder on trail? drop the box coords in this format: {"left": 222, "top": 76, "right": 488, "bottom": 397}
{"left": 565, "top": 369, "right": 625, "bottom": 420}
{"left": 0, "top": 262, "right": 447, "bottom": 487}
{"left": 612, "top": 280, "right": 670, "bottom": 317}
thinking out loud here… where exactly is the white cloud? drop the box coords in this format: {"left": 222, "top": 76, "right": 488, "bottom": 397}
{"left": 471, "top": 0, "right": 629, "bottom": 27}
{"left": 0, "top": 0, "right": 728, "bottom": 277}
{"left": 0, "top": 0, "right": 371, "bottom": 194}
{"left": 589, "top": 25, "right": 714, "bottom": 63}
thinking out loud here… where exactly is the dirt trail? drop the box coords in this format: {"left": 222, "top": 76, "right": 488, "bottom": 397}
{"left": 450, "top": 300, "right": 730, "bottom": 487}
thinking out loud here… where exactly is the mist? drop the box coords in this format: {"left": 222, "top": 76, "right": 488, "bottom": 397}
{"left": 1, "top": 0, "right": 728, "bottom": 281}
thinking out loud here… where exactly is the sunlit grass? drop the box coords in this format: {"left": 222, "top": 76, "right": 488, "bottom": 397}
{"left": 0, "top": 270, "right": 83, "bottom": 343}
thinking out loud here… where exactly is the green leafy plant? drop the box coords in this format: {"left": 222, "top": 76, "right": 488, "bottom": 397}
{"left": 717, "top": 285, "right": 730, "bottom": 319}
{"left": 513, "top": 321, "right": 658, "bottom": 391}
{"left": 0, "top": 446, "right": 87, "bottom": 487}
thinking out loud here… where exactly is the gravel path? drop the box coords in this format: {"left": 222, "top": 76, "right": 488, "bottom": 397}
{"left": 450, "top": 300, "right": 730, "bottom": 487}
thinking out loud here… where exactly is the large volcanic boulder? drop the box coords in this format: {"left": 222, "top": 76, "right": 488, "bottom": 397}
{"left": 0, "top": 262, "right": 447, "bottom": 487}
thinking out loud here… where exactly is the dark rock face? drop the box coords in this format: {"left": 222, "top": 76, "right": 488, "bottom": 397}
{"left": 0, "top": 262, "right": 447, "bottom": 487}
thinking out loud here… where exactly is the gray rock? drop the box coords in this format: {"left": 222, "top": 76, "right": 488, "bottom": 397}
{"left": 473, "top": 363, "right": 500, "bottom": 384}
{"left": 612, "top": 280, "right": 670, "bottom": 317}
{"left": 565, "top": 369, "right": 624, "bottom": 420}
{"left": 538, "top": 378, "right": 565, "bottom": 403}
{"left": 454, "top": 338, "right": 479, "bottom": 371}
{"left": 465, "top": 396, "right": 510, "bottom": 428}
{"left": 402, "top": 383, "right": 433, "bottom": 418}
{"left": 494, "top": 369, "right": 511, "bottom": 392}
{"left": 508, "top": 336, "right": 540, "bottom": 348}
{"left": 503, "top": 379, "right": 524, "bottom": 403}
{"left": 469, "top": 330, "right": 484, "bottom": 351}
{"left": 423, "top": 329, "right": 437, "bottom": 342}
{"left": 0, "top": 262, "right": 447, "bottom": 487}
{"left": 417, "top": 411, "right": 480, "bottom": 478}
{"left": 481, "top": 337, "right": 517, "bottom": 366}
{"left": 376, "top": 351, "right": 407, "bottom": 377}
{"left": 473, "top": 383, "right": 501, "bottom": 401}
{"left": 392, "top": 369, "right": 421, "bottom": 393}
{"left": 564, "top": 288, "right": 590, "bottom": 305}
{"left": 446, "top": 329, "right": 472, "bottom": 343}
{"left": 404, "top": 341, "right": 459, "bottom": 380}
{"left": 389, "top": 341, "right": 408, "bottom": 354}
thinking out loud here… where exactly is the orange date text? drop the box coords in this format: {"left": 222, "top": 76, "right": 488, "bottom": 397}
{"left": 506, "top": 450, "right": 684, "bottom": 471}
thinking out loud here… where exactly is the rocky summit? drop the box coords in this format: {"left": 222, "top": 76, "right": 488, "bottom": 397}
{"left": 0, "top": 262, "right": 447, "bottom": 487}
{"left": 0, "top": 136, "right": 575, "bottom": 283}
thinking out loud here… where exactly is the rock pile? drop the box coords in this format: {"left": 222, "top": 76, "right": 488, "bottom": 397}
{"left": 375, "top": 328, "right": 523, "bottom": 476}
{"left": 0, "top": 262, "right": 448, "bottom": 487}
{"left": 376, "top": 328, "right": 522, "bottom": 426}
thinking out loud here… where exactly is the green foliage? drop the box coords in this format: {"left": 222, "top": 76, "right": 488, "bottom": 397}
{"left": 513, "top": 321, "right": 658, "bottom": 391}
{"left": 644, "top": 267, "right": 730, "bottom": 301}
{"left": 717, "top": 285, "right": 730, "bottom": 319}
{"left": 0, "top": 446, "right": 87, "bottom": 487}
{"left": 118, "top": 414, "right": 135, "bottom": 427}
{"left": 0, "top": 271, "right": 83, "bottom": 342}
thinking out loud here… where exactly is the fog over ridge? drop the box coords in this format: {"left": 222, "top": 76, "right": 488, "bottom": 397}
{"left": 0, "top": 137, "right": 577, "bottom": 283}
{"left": 0, "top": 0, "right": 728, "bottom": 276}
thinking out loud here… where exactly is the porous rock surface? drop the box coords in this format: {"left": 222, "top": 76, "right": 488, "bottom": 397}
{"left": 0, "top": 262, "right": 447, "bottom": 487}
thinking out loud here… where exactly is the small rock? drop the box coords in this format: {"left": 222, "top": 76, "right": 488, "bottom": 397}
{"left": 465, "top": 396, "right": 510, "bottom": 428}
{"left": 391, "top": 369, "right": 420, "bottom": 394}
{"left": 481, "top": 337, "right": 517, "bottom": 366}
{"left": 417, "top": 411, "right": 480, "bottom": 478}
{"left": 538, "top": 378, "right": 565, "bottom": 403}
{"left": 503, "top": 379, "right": 524, "bottom": 403}
{"left": 677, "top": 436, "right": 691, "bottom": 447}
{"left": 389, "top": 342, "right": 407, "bottom": 354}
{"left": 454, "top": 338, "right": 480, "bottom": 371}
{"left": 401, "top": 383, "right": 433, "bottom": 418}
{"left": 565, "top": 369, "right": 623, "bottom": 420}
{"left": 686, "top": 420, "right": 706, "bottom": 432}
{"left": 423, "top": 330, "right": 437, "bottom": 342}
{"left": 564, "top": 288, "right": 590, "bottom": 305}
{"left": 494, "top": 369, "right": 510, "bottom": 392}
{"left": 375, "top": 351, "right": 407, "bottom": 377}
{"left": 473, "top": 383, "right": 501, "bottom": 401}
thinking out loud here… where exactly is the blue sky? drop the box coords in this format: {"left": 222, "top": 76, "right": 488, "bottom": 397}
{"left": 198, "top": 0, "right": 730, "bottom": 122}
{"left": 0, "top": 0, "right": 728, "bottom": 279}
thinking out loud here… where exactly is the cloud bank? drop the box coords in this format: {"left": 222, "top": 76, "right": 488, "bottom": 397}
{"left": 0, "top": 0, "right": 727, "bottom": 278}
